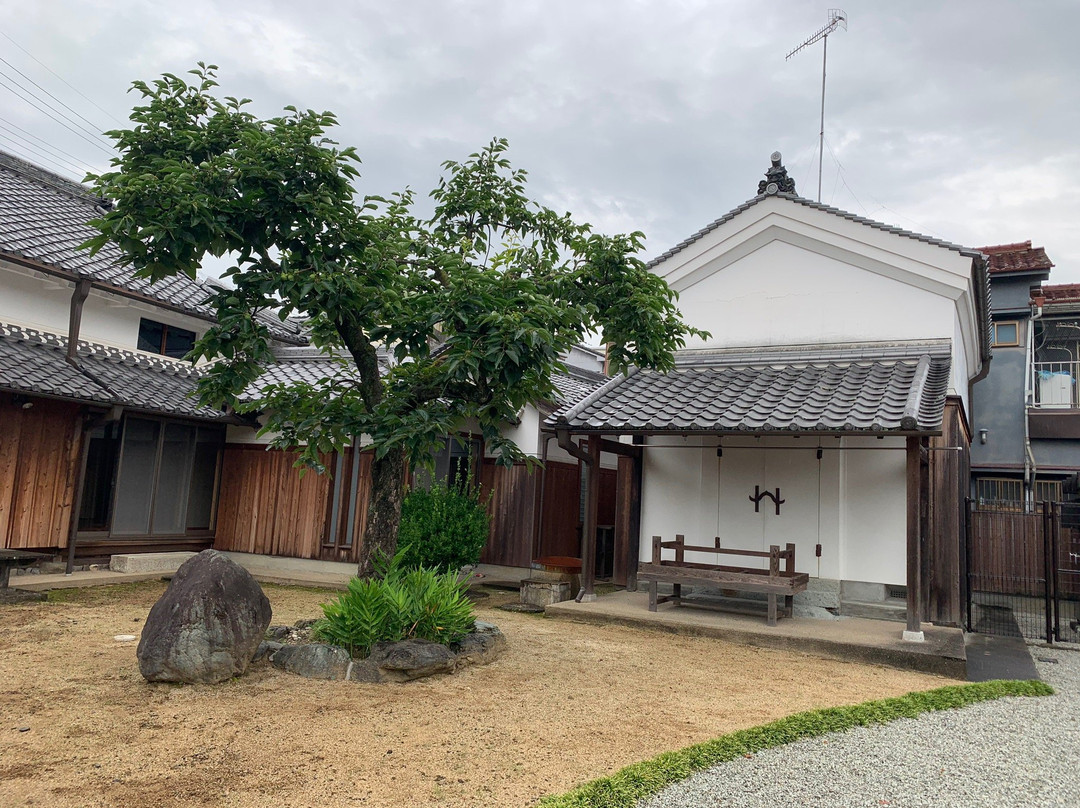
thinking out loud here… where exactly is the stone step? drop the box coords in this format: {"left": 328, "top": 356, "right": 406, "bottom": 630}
{"left": 839, "top": 599, "right": 908, "bottom": 622}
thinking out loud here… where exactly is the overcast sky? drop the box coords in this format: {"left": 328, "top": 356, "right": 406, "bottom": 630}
{"left": 4, "top": 1, "right": 1080, "bottom": 280}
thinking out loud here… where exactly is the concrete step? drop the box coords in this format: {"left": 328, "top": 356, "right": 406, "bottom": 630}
{"left": 110, "top": 551, "right": 196, "bottom": 574}
{"left": 840, "top": 598, "right": 908, "bottom": 622}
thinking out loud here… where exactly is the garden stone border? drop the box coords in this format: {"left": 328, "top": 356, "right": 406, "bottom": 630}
{"left": 258, "top": 620, "right": 506, "bottom": 683}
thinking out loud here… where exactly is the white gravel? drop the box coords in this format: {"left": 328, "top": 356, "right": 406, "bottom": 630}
{"left": 641, "top": 649, "right": 1080, "bottom": 808}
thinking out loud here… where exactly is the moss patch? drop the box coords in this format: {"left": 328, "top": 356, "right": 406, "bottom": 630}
{"left": 537, "top": 679, "right": 1054, "bottom": 808}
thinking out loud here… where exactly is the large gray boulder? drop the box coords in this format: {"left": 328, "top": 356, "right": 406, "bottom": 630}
{"left": 137, "top": 550, "right": 272, "bottom": 684}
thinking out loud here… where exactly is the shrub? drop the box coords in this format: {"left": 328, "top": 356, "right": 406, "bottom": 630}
{"left": 397, "top": 479, "right": 490, "bottom": 572}
{"left": 312, "top": 551, "right": 475, "bottom": 658}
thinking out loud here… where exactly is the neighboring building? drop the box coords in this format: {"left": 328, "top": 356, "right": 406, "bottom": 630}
{"left": 968, "top": 242, "right": 1080, "bottom": 509}
{"left": 0, "top": 149, "right": 616, "bottom": 571}
{"left": 551, "top": 154, "right": 991, "bottom": 629}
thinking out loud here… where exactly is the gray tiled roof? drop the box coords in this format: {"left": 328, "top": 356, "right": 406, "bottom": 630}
{"left": 242, "top": 347, "right": 608, "bottom": 410}
{"left": 0, "top": 323, "right": 228, "bottom": 420}
{"left": 647, "top": 192, "right": 986, "bottom": 269}
{"left": 0, "top": 151, "right": 305, "bottom": 345}
{"left": 549, "top": 341, "right": 952, "bottom": 434}
{"left": 551, "top": 366, "right": 608, "bottom": 407}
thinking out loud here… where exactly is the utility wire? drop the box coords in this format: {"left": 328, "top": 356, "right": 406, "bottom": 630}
{"left": 0, "top": 54, "right": 113, "bottom": 139}
{"left": 0, "top": 29, "right": 126, "bottom": 127}
{"left": 0, "top": 138, "right": 82, "bottom": 181}
{"left": 0, "top": 116, "right": 97, "bottom": 173}
{"left": 0, "top": 73, "right": 115, "bottom": 157}
{"left": 0, "top": 127, "right": 91, "bottom": 175}
{"left": 0, "top": 65, "right": 114, "bottom": 151}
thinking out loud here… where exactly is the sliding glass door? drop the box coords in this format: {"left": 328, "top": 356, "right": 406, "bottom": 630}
{"left": 78, "top": 416, "right": 224, "bottom": 539}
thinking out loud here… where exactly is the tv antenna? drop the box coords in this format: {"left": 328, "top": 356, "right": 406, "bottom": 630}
{"left": 786, "top": 9, "right": 847, "bottom": 203}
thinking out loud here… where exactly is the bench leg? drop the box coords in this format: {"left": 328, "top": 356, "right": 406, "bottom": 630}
{"left": 648, "top": 581, "right": 658, "bottom": 612}
{"left": 767, "top": 593, "right": 777, "bottom": 627}
{"left": 0, "top": 565, "right": 10, "bottom": 589}
{"left": 785, "top": 594, "right": 794, "bottom": 618}
{"left": 672, "top": 583, "right": 682, "bottom": 604}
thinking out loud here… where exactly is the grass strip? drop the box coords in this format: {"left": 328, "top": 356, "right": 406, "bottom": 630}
{"left": 536, "top": 679, "right": 1053, "bottom": 808}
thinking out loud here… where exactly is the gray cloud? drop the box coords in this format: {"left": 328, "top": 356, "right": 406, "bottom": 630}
{"left": 5, "top": 0, "right": 1079, "bottom": 277}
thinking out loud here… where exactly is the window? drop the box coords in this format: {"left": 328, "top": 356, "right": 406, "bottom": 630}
{"left": 975, "top": 477, "right": 1023, "bottom": 511}
{"left": 138, "top": 318, "right": 196, "bottom": 359}
{"left": 412, "top": 436, "right": 481, "bottom": 490}
{"left": 78, "top": 416, "right": 224, "bottom": 537}
{"left": 975, "top": 477, "right": 1064, "bottom": 511}
{"left": 992, "top": 321, "right": 1020, "bottom": 347}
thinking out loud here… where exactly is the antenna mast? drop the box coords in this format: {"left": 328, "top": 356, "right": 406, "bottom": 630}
{"left": 786, "top": 9, "right": 847, "bottom": 203}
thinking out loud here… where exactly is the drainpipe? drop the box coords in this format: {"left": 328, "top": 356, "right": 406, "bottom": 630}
{"left": 66, "top": 279, "right": 91, "bottom": 364}
{"left": 555, "top": 429, "right": 595, "bottom": 601}
{"left": 1024, "top": 302, "right": 1041, "bottom": 509}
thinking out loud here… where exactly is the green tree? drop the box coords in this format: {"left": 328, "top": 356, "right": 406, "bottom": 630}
{"left": 84, "top": 64, "right": 707, "bottom": 576}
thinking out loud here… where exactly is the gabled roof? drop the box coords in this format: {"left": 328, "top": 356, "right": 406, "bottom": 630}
{"left": 978, "top": 241, "right": 1054, "bottom": 274}
{"left": 0, "top": 322, "right": 230, "bottom": 420}
{"left": 0, "top": 150, "right": 305, "bottom": 345}
{"left": 548, "top": 340, "right": 952, "bottom": 435}
{"left": 647, "top": 191, "right": 986, "bottom": 270}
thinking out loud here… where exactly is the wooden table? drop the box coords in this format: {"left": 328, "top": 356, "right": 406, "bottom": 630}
{"left": 0, "top": 549, "right": 47, "bottom": 588}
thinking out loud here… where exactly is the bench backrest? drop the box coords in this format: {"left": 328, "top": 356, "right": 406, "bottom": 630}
{"left": 651, "top": 535, "right": 796, "bottom": 577}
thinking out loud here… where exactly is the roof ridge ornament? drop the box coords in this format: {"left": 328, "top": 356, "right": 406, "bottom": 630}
{"left": 757, "top": 151, "right": 797, "bottom": 196}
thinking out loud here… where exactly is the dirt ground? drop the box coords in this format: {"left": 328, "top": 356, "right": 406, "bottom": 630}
{"left": 0, "top": 581, "right": 951, "bottom": 808}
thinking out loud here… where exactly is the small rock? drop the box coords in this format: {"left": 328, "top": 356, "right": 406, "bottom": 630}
{"left": 293, "top": 618, "right": 320, "bottom": 630}
{"left": 366, "top": 638, "right": 456, "bottom": 682}
{"left": 252, "top": 641, "right": 283, "bottom": 663}
{"left": 264, "top": 625, "right": 292, "bottom": 642}
{"left": 271, "top": 643, "right": 350, "bottom": 680}
{"left": 452, "top": 621, "right": 507, "bottom": 667}
{"left": 1037, "top": 657, "right": 1059, "bottom": 664}
{"left": 113, "top": 634, "right": 137, "bottom": 642}
{"left": 18, "top": 726, "right": 29, "bottom": 732}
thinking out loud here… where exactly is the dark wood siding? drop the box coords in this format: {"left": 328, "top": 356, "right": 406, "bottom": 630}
{"left": 0, "top": 393, "right": 83, "bottom": 550}
{"left": 214, "top": 444, "right": 333, "bottom": 559}
{"left": 536, "top": 460, "right": 581, "bottom": 558}
{"left": 924, "top": 398, "right": 970, "bottom": 625}
{"left": 478, "top": 459, "right": 539, "bottom": 568}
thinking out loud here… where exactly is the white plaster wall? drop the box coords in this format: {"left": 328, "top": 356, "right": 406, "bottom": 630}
{"left": 501, "top": 405, "right": 542, "bottom": 457}
{"left": 673, "top": 240, "right": 957, "bottom": 350}
{"left": 639, "top": 435, "right": 905, "bottom": 586}
{"left": 0, "top": 261, "right": 208, "bottom": 352}
{"left": 0, "top": 262, "right": 72, "bottom": 333}
{"left": 838, "top": 437, "right": 907, "bottom": 585}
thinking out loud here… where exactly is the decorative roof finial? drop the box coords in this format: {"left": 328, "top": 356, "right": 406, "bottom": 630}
{"left": 757, "top": 151, "right": 797, "bottom": 196}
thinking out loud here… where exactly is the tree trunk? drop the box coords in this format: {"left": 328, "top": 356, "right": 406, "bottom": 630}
{"left": 357, "top": 446, "right": 408, "bottom": 578}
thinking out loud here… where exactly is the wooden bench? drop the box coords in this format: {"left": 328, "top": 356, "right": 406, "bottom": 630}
{"left": 0, "top": 549, "right": 47, "bottom": 589}
{"left": 637, "top": 535, "right": 809, "bottom": 626}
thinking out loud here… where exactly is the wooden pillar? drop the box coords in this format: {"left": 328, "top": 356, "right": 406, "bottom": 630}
{"left": 580, "top": 435, "right": 602, "bottom": 601}
{"left": 905, "top": 435, "right": 924, "bottom": 639}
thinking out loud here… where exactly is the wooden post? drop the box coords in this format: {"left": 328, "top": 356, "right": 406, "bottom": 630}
{"left": 905, "top": 436, "right": 924, "bottom": 640}
{"left": 784, "top": 542, "right": 795, "bottom": 618}
{"left": 579, "top": 435, "right": 602, "bottom": 602}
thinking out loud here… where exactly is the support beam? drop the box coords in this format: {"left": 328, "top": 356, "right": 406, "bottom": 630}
{"left": 578, "top": 435, "right": 602, "bottom": 602}
{"left": 904, "top": 435, "right": 924, "bottom": 642}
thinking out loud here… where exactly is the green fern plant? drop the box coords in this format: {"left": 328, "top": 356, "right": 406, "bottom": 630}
{"left": 312, "top": 549, "right": 476, "bottom": 658}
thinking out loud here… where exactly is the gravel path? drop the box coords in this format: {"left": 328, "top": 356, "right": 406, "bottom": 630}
{"left": 642, "top": 649, "right": 1080, "bottom": 808}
